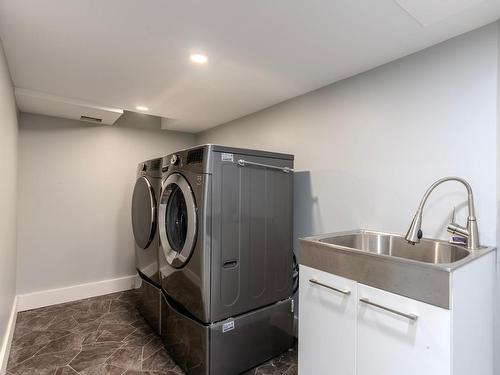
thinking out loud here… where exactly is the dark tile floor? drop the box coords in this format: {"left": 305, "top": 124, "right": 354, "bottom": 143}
{"left": 7, "top": 289, "right": 297, "bottom": 375}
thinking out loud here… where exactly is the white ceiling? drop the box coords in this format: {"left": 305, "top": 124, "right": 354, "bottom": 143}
{"left": 0, "top": 0, "right": 499, "bottom": 133}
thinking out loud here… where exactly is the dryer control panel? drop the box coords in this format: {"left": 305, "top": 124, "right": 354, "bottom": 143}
{"left": 170, "top": 154, "right": 180, "bottom": 166}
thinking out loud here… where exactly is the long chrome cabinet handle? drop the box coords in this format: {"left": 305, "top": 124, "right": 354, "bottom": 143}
{"left": 309, "top": 279, "right": 351, "bottom": 295}
{"left": 237, "top": 159, "right": 293, "bottom": 173}
{"left": 359, "top": 298, "right": 418, "bottom": 321}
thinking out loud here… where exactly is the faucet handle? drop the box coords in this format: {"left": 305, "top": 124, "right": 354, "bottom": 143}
{"left": 448, "top": 206, "right": 469, "bottom": 246}
{"left": 450, "top": 236, "right": 467, "bottom": 246}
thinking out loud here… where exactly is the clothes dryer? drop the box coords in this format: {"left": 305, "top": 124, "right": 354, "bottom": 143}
{"left": 132, "top": 157, "right": 162, "bottom": 334}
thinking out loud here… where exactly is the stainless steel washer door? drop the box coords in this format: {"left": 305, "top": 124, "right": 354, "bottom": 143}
{"left": 132, "top": 176, "right": 157, "bottom": 249}
{"left": 159, "top": 173, "right": 197, "bottom": 268}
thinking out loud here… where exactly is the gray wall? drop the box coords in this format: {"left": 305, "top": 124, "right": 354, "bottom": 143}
{"left": 496, "top": 20, "right": 500, "bottom": 375}
{"left": 17, "top": 112, "right": 195, "bottom": 294}
{"left": 198, "top": 23, "right": 498, "bottom": 251}
{"left": 0, "top": 41, "right": 18, "bottom": 354}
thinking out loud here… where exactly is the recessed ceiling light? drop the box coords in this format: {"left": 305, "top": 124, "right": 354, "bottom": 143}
{"left": 136, "top": 106, "right": 148, "bottom": 111}
{"left": 190, "top": 53, "right": 208, "bottom": 64}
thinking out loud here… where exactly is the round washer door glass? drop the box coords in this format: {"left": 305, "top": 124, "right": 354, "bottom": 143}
{"left": 159, "top": 173, "right": 197, "bottom": 268}
{"left": 165, "top": 185, "right": 187, "bottom": 252}
{"left": 131, "top": 176, "right": 157, "bottom": 249}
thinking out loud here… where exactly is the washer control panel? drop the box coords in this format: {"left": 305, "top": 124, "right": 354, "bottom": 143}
{"left": 170, "top": 154, "right": 180, "bottom": 165}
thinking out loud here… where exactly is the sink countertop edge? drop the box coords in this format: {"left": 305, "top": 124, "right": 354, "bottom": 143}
{"left": 299, "top": 229, "right": 497, "bottom": 309}
{"left": 299, "top": 229, "right": 496, "bottom": 273}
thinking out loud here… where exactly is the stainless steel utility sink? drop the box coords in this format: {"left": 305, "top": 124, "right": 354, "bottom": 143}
{"left": 319, "top": 232, "right": 470, "bottom": 264}
{"left": 300, "top": 230, "right": 495, "bottom": 309}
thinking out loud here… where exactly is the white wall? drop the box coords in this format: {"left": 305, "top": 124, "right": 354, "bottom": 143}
{"left": 0, "top": 40, "right": 18, "bottom": 365}
{"left": 198, "top": 23, "right": 498, "bottom": 251}
{"left": 496, "top": 20, "right": 500, "bottom": 375}
{"left": 17, "top": 112, "right": 195, "bottom": 294}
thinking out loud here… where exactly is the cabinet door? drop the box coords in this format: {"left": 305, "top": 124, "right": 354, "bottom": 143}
{"left": 357, "top": 283, "right": 451, "bottom": 375}
{"left": 298, "top": 265, "right": 356, "bottom": 375}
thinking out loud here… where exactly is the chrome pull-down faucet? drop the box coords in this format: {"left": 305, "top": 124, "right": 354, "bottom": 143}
{"left": 405, "top": 177, "right": 480, "bottom": 250}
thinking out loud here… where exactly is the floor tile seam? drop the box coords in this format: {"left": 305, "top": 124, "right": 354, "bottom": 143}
{"left": 283, "top": 364, "right": 296, "bottom": 375}
{"left": 67, "top": 363, "right": 80, "bottom": 374}
{"left": 93, "top": 329, "right": 105, "bottom": 343}
{"left": 64, "top": 315, "right": 81, "bottom": 329}
{"left": 140, "top": 346, "right": 144, "bottom": 371}
{"left": 33, "top": 340, "right": 74, "bottom": 358}
{"left": 113, "top": 292, "right": 125, "bottom": 301}
{"left": 118, "top": 341, "right": 130, "bottom": 349}
{"left": 6, "top": 351, "right": 36, "bottom": 371}
{"left": 70, "top": 346, "right": 115, "bottom": 374}
{"left": 8, "top": 330, "right": 76, "bottom": 370}
{"left": 75, "top": 311, "right": 108, "bottom": 325}
{"left": 64, "top": 347, "right": 85, "bottom": 373}
{"left": 45, "top": 312, "right": 63, "bottom": 329}
{"left": 10, "top": 327, "right": 45, "bottom": 344}
{"left": 82, "top": 339, "right": 124, "bottom": 348}
{"left": 8, "top": 346, "right": 80, "bottom": 375}
{"left": 140, "top": 335, "right": 157, "bottom": 361}
{"left": 141, "top": 345, "right": 162, "bottom": 363}
{"left": 95, "top": 319, "right": 107, "bottom": 333}
{"left": 7, "top": 292, "right": 138, "bottom": 374}
{"left": 121, "top": 327, "right": 142, "bottom": 343}
{"left": 101, "top": 343, "right": 128, "bottom": 368}
{"left": 142, "top": 335, "right": 155, "bottom": 347}
{"left": 126, "top": 320, "right": 138, "bottom": 329}
{"left": 40, "top": 331, "right": 78, "bottom": 351}
{"left": 97, "top": 329, "right": 137, "bottom": 345}
{"left": 66, "top": 343, "right": 84, "bottom": 362}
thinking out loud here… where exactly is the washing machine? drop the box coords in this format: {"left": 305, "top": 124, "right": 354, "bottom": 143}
{"left": 158, "top": 145, "right": 295, "bottom": 374}
{"left": 131, "top": 157, "right": 162, "bottom": 334}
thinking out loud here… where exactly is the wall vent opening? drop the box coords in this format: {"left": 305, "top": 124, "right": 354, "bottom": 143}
{"left": 80, "top": 115, "right": 102, "bottom": 123}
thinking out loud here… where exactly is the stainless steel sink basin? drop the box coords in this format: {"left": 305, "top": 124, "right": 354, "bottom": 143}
{"left": 319, "top": 232, "right": 470, "bottom": 264}
{"left": 300, "top": 230, "right": 495, "bottom": 309}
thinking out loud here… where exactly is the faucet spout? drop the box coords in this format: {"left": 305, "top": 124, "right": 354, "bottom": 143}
{"left": 406, "top": 211, "right": 423, "bottom": 244}
{"left": 405, "top": 177, "right": 480, "bottom": 250}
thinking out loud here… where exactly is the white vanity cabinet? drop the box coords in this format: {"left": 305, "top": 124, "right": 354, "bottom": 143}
{"left": 299, "top": 254, "right": 495, "bottom": 375}
{"left": 298, "top": 266, "right": 357, "bottom": 375}
{"left": 356, "top": 283, "right": 450, "bottom": 375}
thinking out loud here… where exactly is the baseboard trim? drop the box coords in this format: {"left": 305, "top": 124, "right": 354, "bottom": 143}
{"left": 0, "top": 296, "right": 17, "bottom": 375}
{"left": 17, "top": 275, "right": 138, "bottom": 312}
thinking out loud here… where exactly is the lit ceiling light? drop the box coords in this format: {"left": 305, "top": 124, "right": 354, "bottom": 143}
{"left": 190, "top": 53, "right": 208, "bottom": 64}
{"left": 136, "top": 106, "right": 148, "bottom": 111}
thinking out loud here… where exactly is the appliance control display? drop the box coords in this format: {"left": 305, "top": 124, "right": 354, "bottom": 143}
{"left": 170, "top": 154, "right": 180, "bottom": 165}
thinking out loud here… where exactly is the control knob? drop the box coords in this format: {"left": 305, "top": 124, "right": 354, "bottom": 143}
{"left": 170, "top": 154, "right": 180, "bottom": 165}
